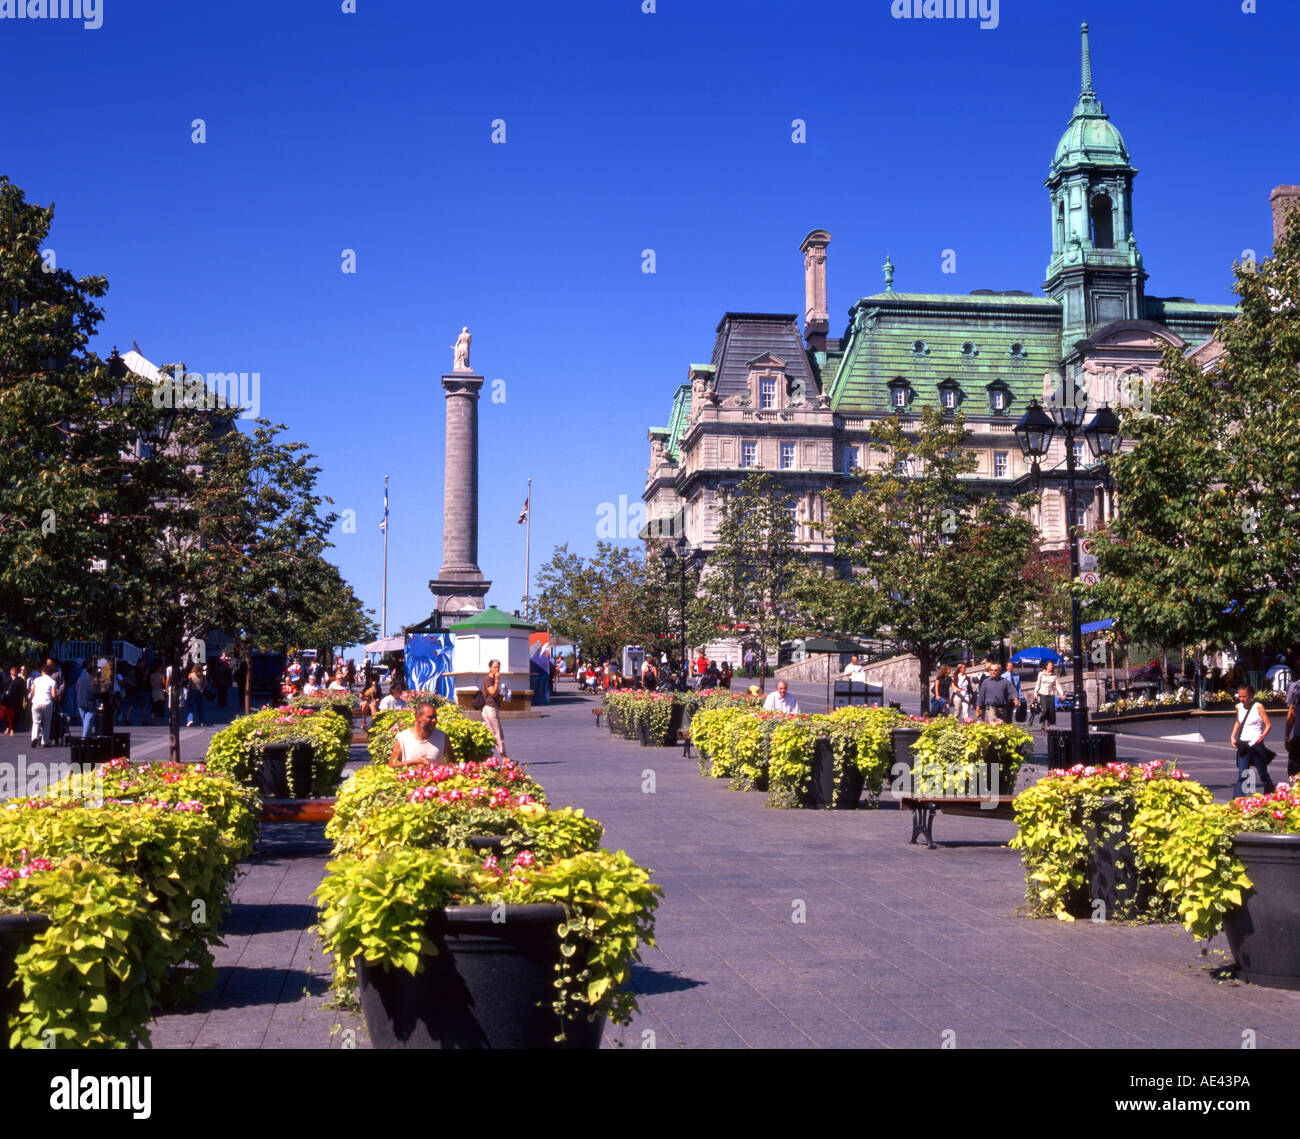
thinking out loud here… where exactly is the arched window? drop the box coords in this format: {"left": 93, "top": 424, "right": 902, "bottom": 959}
{"left": 1090, "top": 194, "right": 1114, "bottom": 249}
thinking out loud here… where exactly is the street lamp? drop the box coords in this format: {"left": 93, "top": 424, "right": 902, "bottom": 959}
{"left": 1014, "top": 397, "right": 1121, "bottom": 765}
{"left": 659, "top": 535, "right": 704, "bottom": 683}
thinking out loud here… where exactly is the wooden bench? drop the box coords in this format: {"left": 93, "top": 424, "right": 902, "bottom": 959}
{"left": 899, "top": 795, "right": 1017, "bottom": 848}
{"left": 592, "top": 707, "right": 603, "bottom": 729}
{"left": 677, "top": 728, "right": 692, "bottom": 758}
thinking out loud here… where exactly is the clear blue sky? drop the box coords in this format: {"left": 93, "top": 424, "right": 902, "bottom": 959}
{"left": 3, "top": 0, "right": 1293, "bottom": 654}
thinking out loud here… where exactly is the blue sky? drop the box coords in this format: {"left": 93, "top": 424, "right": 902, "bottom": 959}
{"left": 2, "top": 0, "right": 1294, "bottom": 653}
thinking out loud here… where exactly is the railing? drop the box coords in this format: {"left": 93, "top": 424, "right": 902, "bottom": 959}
{"left": 51, "top": 640, "right": 143, "bottom": 664}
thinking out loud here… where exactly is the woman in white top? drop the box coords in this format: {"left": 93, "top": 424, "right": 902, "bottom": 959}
{"left": 1230, "top": 684, "right": 1274, "bottom": 797}
{"left": 389, "top": 702, "right": 451, "bottom": 766}
{"left": 1033, "top": 661, "right": 1061, "bottom": 729}
{"left": 951, "top": 663, "right": 973, "bottom": 723}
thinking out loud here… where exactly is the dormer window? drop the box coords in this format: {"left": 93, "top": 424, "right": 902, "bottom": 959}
{"left": 911, "top": 340, "right": 929, "bottom": 356}
{"left": 986, "top": 381, "right": 1012, "bottom": 415}
{"left": 937, "top": 379, "right": 962, "bottom": 412}
{"left": 961, "top": 341, "right": 978, "bottom": 358}
{"left": 888, "top": 380, "right": 911, "bottom": 411}
{"left": 759, "top": 377, "right": 777, "bottom": 409}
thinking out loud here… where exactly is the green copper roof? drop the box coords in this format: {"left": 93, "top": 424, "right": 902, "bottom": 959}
{"left": 855, "top": 292, "right": 1060, "bottom": 307}
{"left": 448, "top": 606, "right": 537, "bottom": 632}
{"left": 1050, "top": 23, "right": 1131, "bottom": 176}
{"left": 664, "top": 383, "right": 692, "bottom": 461}
{"left": 830, "top": 297, "right": 1060, "bottom": 414}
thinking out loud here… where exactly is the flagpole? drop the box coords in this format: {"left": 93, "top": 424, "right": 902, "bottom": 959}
{"left": 382, "top": 474, "right": 389, "bottom": 639}
{"left": 524, "top": 477, "right": 532, "bottom": 620}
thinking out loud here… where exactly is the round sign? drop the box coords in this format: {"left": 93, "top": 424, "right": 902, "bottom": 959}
{"left": 1081, "top": 571, "right": 1100, "bottom": 586}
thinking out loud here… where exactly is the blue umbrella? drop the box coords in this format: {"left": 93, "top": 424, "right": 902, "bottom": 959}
{"left": 1011, "top": 647, "right": 1061, "bottom": 665}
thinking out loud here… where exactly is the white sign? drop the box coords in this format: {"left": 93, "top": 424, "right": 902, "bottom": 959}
{"left": 1081, "top": 571, "right": 1100, "bottom": 587}
{"left": 1079, "top": 536, "right": 1098, "bottom": 574}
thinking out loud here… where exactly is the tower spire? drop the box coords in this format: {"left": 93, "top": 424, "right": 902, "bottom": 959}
{"left": 1080, "top": 22, "right": 1093, "bottom": 97}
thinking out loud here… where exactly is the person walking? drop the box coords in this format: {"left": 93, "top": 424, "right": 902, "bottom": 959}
{"left": 1230, "top": 684, "right": 1275, "bottom": 797}
{"left": 951, "top": 663, "right": 973, "bottom": 722}
{"left": 149, "top": 663, "right": 167, "bottom": 725}
{"left": 1285, "top": 657, "right": 1300, "bottom": 780}
{"left": 479, "top": 659, "right": 508, "bottom": 758}
{"left": 743, "top": 648, "right": 756, "bottom": 679}
{"left": 0, "top": 665, "right": 22, "bottom": 735}
{"left": 212, "top": 655, "right": 233, "bottom": 709}
{"left": 184, "top": 663, "right": 206, "bottom": 727}
{"left": 931, "top": 664, "right": 953, "bottom": 717}
{"left": 75, "top": 660, "right": 96, "bottom": 739}
{"left": 977, "top": 663, "right": 1019, "bottom": 724}
{"left": 1033, "top": 660, "right": 1061, "bottom": 730}
{"left": 28, "top": 662, "right": 58, "bottom": 748}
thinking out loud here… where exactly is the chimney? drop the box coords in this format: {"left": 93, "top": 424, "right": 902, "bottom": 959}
{"left": 1270, "top": 185, "right": 1300, "bottom": 247}
{"left": 799, "top": 229, "right": 831, "bottom": 353}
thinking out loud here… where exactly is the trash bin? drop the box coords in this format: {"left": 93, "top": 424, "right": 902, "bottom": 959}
{"left": 70, "top": 735, "right": 113, "bottom": 766}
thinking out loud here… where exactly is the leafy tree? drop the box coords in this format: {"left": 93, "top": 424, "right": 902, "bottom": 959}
{"left": 0, "top": 177, "right": 161, "bottom": 657}
{"left": 1015, "top": 549, "right": 1074, "bottom": 651}
{"left": 696, "top": 472, "right": 807, "bottom": 691}
{"left": 816, "top": 407, "right": 1039, "bottom": 712}
{"left": 1090, "top": 209, "right": 1300, "bottom": 660}
{"left": 534, "top": 541, "right": 671, "bottom": 664}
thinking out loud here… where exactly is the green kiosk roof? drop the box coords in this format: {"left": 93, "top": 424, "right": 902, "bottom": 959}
{"left": 448, "top": 607, "right": 538, "bottom": 633}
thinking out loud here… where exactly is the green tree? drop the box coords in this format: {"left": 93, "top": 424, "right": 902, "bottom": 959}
{"left": 817, "top": 408, "right": 1039, "bottom": 712}
{"left": 697, "top": 472, "right": 806, "bottom": 691}
{"left": 0, "top": 178, "right": 163, "bottom": 657}
{"left": 1015, "top": 549, "right": 1074, "bottom": 651}
{"left": 1090, "top": 211, "right": 1300, "bottom": 659}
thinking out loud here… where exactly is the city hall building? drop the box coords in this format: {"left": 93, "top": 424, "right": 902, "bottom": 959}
{"left": 643, "top": 24, "right": 1243, "bottom": 563}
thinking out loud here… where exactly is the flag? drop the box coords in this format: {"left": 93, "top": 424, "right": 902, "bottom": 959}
{"left": 380, "top": 483, "right": 389, "bottom": 533}
{"left": 517, "top": 497, "right": 529, "bottom": 525}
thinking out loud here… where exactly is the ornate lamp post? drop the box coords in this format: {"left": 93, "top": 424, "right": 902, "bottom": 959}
{"left": 659, "top": 535, "right": 704, "bottom": 683}
{"left": 1014, "top": 397, "right": 1121, "bottom": 764}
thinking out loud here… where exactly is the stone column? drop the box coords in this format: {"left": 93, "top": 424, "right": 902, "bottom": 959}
{"left": 429, "top": 370, "right": 491, "bottom": 614}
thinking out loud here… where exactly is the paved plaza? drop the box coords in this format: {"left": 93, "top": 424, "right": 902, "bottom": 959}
{"left": 3, "top": 682, "right": 1295, "bottom": 1049}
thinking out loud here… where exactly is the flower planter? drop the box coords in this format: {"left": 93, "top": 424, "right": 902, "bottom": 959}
{"left": 636, "top": 721, "right": 650, "bottom": 747}
{"left": 355, "top": 903, "right": 604, "bottom": 1048}
{"left": 1223, "top": 832, "right": 1300, "bottom": 990}
{"left": 256, "top": 742, "right": 314, "bottom": 799}
{"left": 0, "top": 912, "right": 50, "bottom": 1049}
{"left": 1076, "top": 797, "right": 1148, "bottom": 921}
{"left": 801, "top": 739, "right": 864, "bottom": 809}
{"left": 891, "top": 727, "right": 924, "bottom": 772}
{"left": 604, "top": 706, "right": 622, "bottom": 736}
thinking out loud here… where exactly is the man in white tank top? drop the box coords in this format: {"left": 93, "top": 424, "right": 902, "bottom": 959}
{"left": 389, "top": 702, "right": 451, "bottom": 766}
{"left": 1230, "top": 684, "right": 1274, "bottom": 797}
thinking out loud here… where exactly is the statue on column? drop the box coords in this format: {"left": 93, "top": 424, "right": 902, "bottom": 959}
{"left": 452, "top": 326, "right": 472, "bottom": 372}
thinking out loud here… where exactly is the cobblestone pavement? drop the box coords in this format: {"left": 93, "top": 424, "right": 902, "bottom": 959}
{"left": 6, "top": 681, "right": 1297, "bottom": 1048}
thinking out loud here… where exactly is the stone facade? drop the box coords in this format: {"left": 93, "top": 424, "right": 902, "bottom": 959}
{"left": 644, "top": 24, "right": 1243, "bottom": 562}
{"left": 430, "top": 367, "right": 491, "bottom": 615}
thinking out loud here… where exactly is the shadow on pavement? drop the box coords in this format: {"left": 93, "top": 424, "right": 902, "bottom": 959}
{"left": 225, "top": 902, "right": 320, "bottom": 936}
{"left": 630, "top": 965, "right": 705, "bottom": 996}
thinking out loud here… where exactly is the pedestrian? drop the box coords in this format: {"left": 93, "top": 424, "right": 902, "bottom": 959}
{"left": 743, "top": 648, "right": 755, "bottom": 679}
{"left": 75, "top": 660, "right": 96, "bottom": 739}
{"left": 212, "top": 655, "right": 233, "bottom": 709}
{"left": 388, "top": 701, "right": 452, "bottom": 766}
{"left": 28, "top": 662, "right": 58, "bottom": 747}
{"left": 129, "top": 660, "right": 149, "bottom": 725}
{"left": 150, "top": 663, "right": 167, "bottom": 725}
{"left": 1285, "top": 657, "right": 1300, "bottom": 780}
{"left": 930, "top": 664, "right": 952, "bottom": 717}
{"left": 762, "top": 680, "right": 800, "bottom": 714}
{"left": 720, "top": 661, "right": 733, "bottom": 690}
{"left": 694, "top": 650, "right": 708, "bottom": 677}
{"left": 977, "top": 662, "right": 1019, "bottom": 724}
{"left": 0, "top": 665, "right": 22, "bottom": 735}
{"left": 1033, "top": 660, "right": 1061, "bottom": 729}
{"left": 641, "top": 658, "right": 658, "bottom": 691}
{"left": 184, "top": 662, "right": 206, "bottom": 727}
{"left": 1230, "top": 684, "right": 1275, "bottom": 797}
{"left": 951, "top": 663, "right": 973, "bottom": 722}
{"left": 478, "top": 659, "right": 508, "bottom": 758}
{"left": 359, "top": 675, "right": 382, "bottom": 728}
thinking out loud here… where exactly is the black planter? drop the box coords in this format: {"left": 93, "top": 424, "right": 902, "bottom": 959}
{"left": 0, "top": 912, "right": 50, "bottom": 1049}
{"left": 1223, "top": 833, "right": 1300, "bottom": 989}
{"left": 1046, "top": 730, "right": 1117, "bottom": 770}
{"left": 637, "top": 721, "right": 650, "bottom": 747}
{"left": 256, "top": 742, "right": 314, "bottom": 798}
{"left": 805, "top": 739, "right": 864, "bottom": 808}
{"left": 467, "top": 836, "right": 506, "bottom": 855}
{"left": 604, "top": 706, "right": 621, "bottom": 735}
{"left": 356, "top": 904, "right": 605, "bottom": 1049}
{"left": 1075, "top": 797, "right": 1147, "bottom": 921}
{"left": 69, "top": 735, "right": 113, "bottom": 766}
{"left": 891, "top": 727, "right": 924, "bottom": 772}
